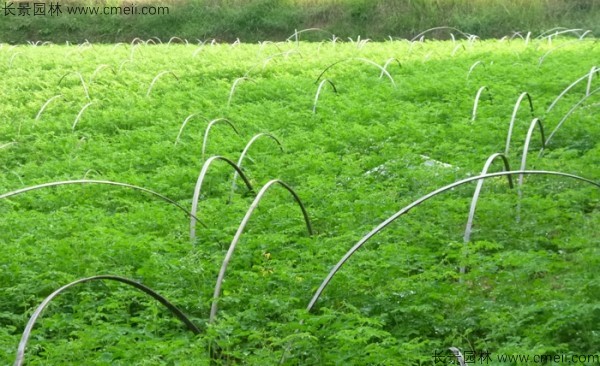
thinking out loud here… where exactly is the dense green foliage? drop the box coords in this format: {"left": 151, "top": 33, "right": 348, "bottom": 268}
{"left": 0, "top": 36, "right": 599, "bottom": 364}
{"left": 0, "top": 0, "right": 599, "bottom": 43}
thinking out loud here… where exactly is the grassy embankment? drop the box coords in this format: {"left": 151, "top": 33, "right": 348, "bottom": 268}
{"left": 0, "top": 0, "right": 599, "bottom": 43}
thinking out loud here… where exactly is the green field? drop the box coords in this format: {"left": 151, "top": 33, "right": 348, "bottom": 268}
{"left": 1, "top": 34, "right": 599, "bottom": 364}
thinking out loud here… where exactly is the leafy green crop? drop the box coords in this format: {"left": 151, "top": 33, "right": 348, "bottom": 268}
{"left": 0, "top": 34, "right": 598, "bottom": 365}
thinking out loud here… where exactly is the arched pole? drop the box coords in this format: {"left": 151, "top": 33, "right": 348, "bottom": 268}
{"left": 211, "top": 179, "right": 312, "bottom": 322}
{"left": 306, "top": 170, "right": 599, "bottom": 312}
{"left": 0, "top": 179, "right": 207, "bottom": 229}
{"left": 15, "top": 275, "right": 200, "bottom": 366}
